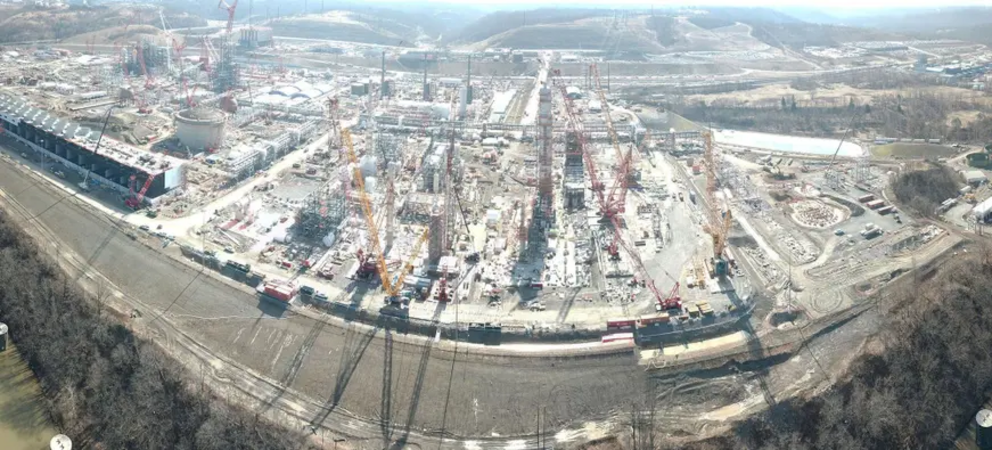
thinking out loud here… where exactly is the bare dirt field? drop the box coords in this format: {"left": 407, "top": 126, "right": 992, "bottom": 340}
{"left": 688, "top": 83, "right": 992, "bottom": 108}
{"left": 871, "top": 143, "right": 960, "bottom": 158}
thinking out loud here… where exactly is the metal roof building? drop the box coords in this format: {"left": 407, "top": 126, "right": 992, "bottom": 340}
{"left": 0, "top": 93, "right": 185, "bottom": 203}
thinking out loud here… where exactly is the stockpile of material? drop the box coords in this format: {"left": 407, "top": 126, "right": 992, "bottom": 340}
{"left": 792, "top": 200, "right": 843, "bottom": 228}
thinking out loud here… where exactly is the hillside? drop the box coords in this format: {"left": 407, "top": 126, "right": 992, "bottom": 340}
{"left": 747, "top": 22, "right": 906, "bottom": 49}
{"left": 473, "top": 15, "right": 667, "bottom": 52}
{"left": 267, "top": 11, "right": 415, "bottom": 47}
{"left": 445, "top": 8, "right": 609, "bottom": 45}
{"left": 0, "top": 4, "right": 204, "bottom": 43}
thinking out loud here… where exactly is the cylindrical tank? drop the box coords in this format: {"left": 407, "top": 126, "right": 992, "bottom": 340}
{"left": 978, "top": 409, "right": 992, "bottom": 449}
{"left": 174, "top": 107, "right": 226, "bottom": 151}
{"left": 0, "top": 322, "right": 7, "bottom": 352}
{"left": 360, "top": 155, "right": 377, "bottom": 177}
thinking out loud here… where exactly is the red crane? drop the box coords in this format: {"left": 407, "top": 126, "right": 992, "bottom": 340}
{"left": 549, "top": 69, "right": 679, "bottom": 312}
{"left": 218, "top": 0, "right": 238, "bottom": 35}
{"left": 125, "top": 173, "right": 158, "bottom": 209}
{"left": 135, "top": 42, "right": 154, "bottom": 89}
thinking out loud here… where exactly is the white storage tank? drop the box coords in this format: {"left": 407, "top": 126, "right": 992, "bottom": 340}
{"left": 174, "top": 106, "right": 227, "bottom": 151}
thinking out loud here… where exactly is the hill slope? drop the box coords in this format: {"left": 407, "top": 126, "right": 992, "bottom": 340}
{"left": 0, "top": 4, "right": 203, "bottom": 43}
{"left": 267, "top": 11, "right": 416, "bottom": 46}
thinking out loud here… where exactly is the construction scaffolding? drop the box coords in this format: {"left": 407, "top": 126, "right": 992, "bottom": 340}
{"left": 296, "top": 179, "right": 348, "bottom": 239}
{"left": 563, "top": 130, "right": 584, "bottom": 209}
{"left": 212, "top": 40, "right": 240, "bottom": 94}
{"left": 375, "top": 129, "right": 401, "bottom": 166}
{"left": 853, "top": 153, "right": 872, "bottom": 183}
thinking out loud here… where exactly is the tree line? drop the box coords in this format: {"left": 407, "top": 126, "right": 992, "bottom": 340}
{"left": 892, "top": 165, "right": 961, "bottom": 218}
{"left": 674, "top": 89, "right": 992, "bottom": 143}
{"left": 0, "top": 210, "right": 315, "bottom": 450}
{"left": 668, "top": 245, "right": 992, "bottom": 449}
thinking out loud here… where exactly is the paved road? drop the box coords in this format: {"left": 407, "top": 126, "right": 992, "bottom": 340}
{"left": 0, "top": 154, "right": 743, "bottom": 448}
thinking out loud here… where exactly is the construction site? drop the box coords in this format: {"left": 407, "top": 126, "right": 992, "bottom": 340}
{"left": 0, "top": 1, "right": 961, "bottom": 347}
{"left": 0, "top": 2, "right": 979, "bottom": 448}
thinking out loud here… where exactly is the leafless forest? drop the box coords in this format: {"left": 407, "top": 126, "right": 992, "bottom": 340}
{"left": 0, "top": 211, "right": 314, "bottom": 450}
{"left": 669, "top": 245, "right": 992, "bottom": 449}
{"left": 892, "top": 165, "right": 961, "bottom": 217}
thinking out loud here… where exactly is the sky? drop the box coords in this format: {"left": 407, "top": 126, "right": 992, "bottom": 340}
{"left": 356, "top": 0, "right": 992, "bottom": 8}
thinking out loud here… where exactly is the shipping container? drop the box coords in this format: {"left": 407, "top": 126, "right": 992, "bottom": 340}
{"left": 637, "top": 315, "right": 670, "bottom": 326}
{"left": 877, "top": 205, "right": 895, "bottom": 215}
{"left": 866, "top": 199, "right": 886, "bottom": 209}
{"left": 262, "top": 283, "right": 296, "bottom": 302}
{"left": 858, "top": 194, "right": 875, "bottom": 203}
{"left": 606, "top": 318, "right": 636, "bottom": 330}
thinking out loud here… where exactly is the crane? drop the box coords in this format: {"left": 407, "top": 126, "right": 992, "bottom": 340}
{"left": 218, "top": 0, "right": 238, "bottom": 35}
{"left": 702, "top": 131, "right": 733, "bottom": 277}
{"left": 172, "top": 38, "right": 197, "bottom": 109}
{"left": 343, "top": 128, "right": 397, "bottom": 299}
{"left": 388, "top": 229, "right": 429, "bottom": 302}
{"left": 125, "top": 172, "right": 158, "bottom": 209}
{"left": 589, "top": 64, "right": 627, "bottom": 162}
{"left": 552, "top": 67, "right": 681, "bottom": 312}
{"left": 135, "top": 42, "right": 153, "bottom": 89}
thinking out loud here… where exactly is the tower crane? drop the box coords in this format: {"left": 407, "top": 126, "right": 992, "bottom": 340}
{"left": 702, "top": 131, "right": 733, "bottom": 277}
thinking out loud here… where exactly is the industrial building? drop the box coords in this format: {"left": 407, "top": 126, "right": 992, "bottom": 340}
{"left": 0, "top": 94, "right": 184, "bottom": 202}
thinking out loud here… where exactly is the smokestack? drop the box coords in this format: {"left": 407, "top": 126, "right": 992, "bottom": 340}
{"left": 381, "top": 50, "right": 386, "bottom": 99}
{"left": 466, "top": 54, "right": 472, "bottom": 105}
{"left": 423, "top": 53, "right": 429, "bottom": 101}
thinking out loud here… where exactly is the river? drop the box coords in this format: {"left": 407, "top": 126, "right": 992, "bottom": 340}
{"left": 0, "top": 345, "right": 57, "bottom": 450}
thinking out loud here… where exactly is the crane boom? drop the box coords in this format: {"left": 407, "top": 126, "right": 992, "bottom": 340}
{"left": 551, "top": 67, "right": 679, "bottom": 308}
{"left": 218, "top": 0, "right": 238, "bottom": 34}
{"left": 590, "top": 64, "right": 626, "bottom": 162}
{"left": 702, "top": 130, "right": 732, "bottom": 276}
{"left": 343, "top": 128, "right": 393, "bottom": 294}
{"left": 390, "top": 229, "right": 429, "bottom": 296}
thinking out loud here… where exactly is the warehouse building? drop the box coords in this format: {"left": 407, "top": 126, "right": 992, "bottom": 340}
{"left": 0, "top": 94, "right": 185, "bottom": 203}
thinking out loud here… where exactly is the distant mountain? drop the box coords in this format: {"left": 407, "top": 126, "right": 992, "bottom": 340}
{"left": 444, "top": 8, "right": 610, "bottom": 45}
{"left": 840, "top": 7, "right": 992, "bottom": 33}
{"left": 772, "top": 7, "right": 840, "bottom": 25}
{"left": 701, "top": 7, "right": 806, "bottom": 25}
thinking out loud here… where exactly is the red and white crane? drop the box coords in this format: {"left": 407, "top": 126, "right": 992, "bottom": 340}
{"left": 125, "top": 172, "right": 158, "bottom": 209}
{"left": 218, "top": 0, "right": 238, "bottom": 35}
{"left": 549, "top": 69, "right": 681, "bottom": 312}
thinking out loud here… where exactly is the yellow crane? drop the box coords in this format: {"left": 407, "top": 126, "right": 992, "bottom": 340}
{"left": 343, "top": 128, "right": 425, "bottom": 300}
{"left": 390, "top": 229, "right": 429, "bottom": 298}
{"left": 702, "top": 131, "right": 733, "bottom": 277}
